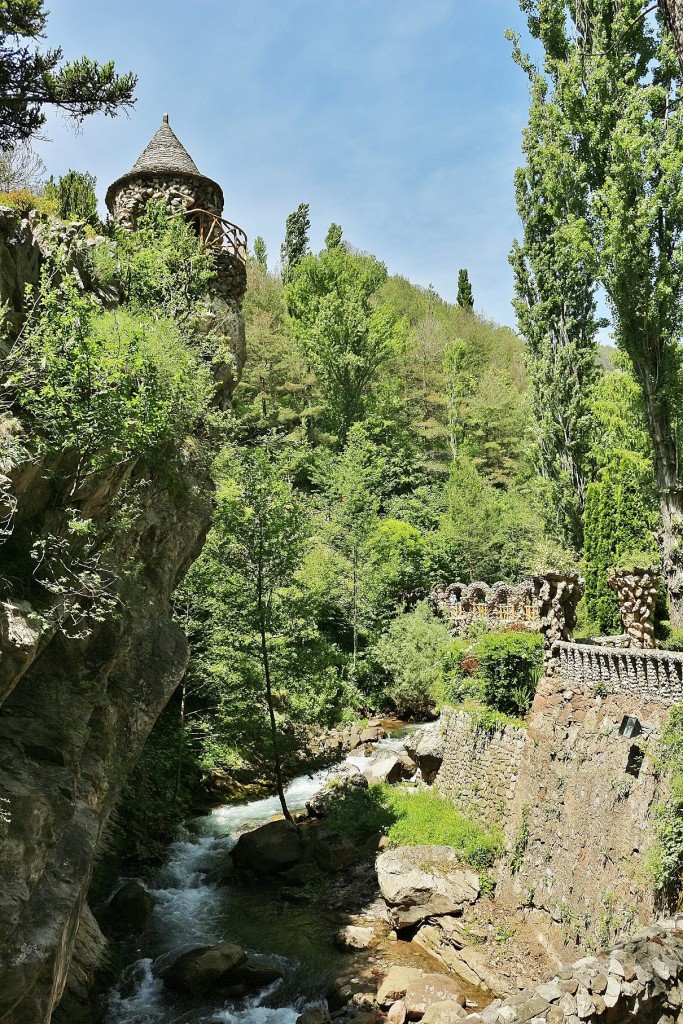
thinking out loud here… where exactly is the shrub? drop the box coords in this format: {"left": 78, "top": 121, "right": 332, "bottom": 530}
{"left": 473, "top": 631, "right": 543, "bottom": 715}
{"left": 374, "top": 600, "right": 453, "bottom": 715}
{"left": 649, "top": 704, "right": 683, "bottom": 897}
{"left": 0, "top": 189, "right": 57, "bottom": 217}
{"left": 44, "top": 170, "right": 98, "bottom": 225}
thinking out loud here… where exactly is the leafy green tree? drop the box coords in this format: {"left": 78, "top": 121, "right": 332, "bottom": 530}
{"left": 252, "top": 235, "right": 267, "bottom": 269}
{"left": 280, "top": 202, "right": 310, "bottom": 282}
{"left": 286, "top": 244, "right": 404, "bottom": 442}
{"left": 374, "top": 601, "right": 453, "bottom": 715}
{"left": 456, "top": 268, "right": 474, "bottom": 309}
{"left": 0, "top": 0, "right": 136, "bottom": 148}
{"left": 209, "top": 448, "right": 310, "bottom": 819}
{"left": 44, "top": 169, "right": 97, "bottom": 224}
{"left": 325, "top": 222, "right": 343, "bottom": 249}
{"left": 508, "top": 47, "right": 601, "bottom": 550}
{"left": 512, "top": 1, "right": 683, "bottom": 624}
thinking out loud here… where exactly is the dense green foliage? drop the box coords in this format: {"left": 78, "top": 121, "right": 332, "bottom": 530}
{"left": 456, "top": 268, "right": 474, "bottom": 309}
{"left": 474, "top": 631, "right": 543, "bottom": 716}
{"left": 511, "top": 0, "right": 683, "bottom": 623}
{"left": 0, "top": 0, "right": 136, "bottom": 147}
{"left": 650, "top": 705, "right": 683, "bottom": 897}
{"left": 44, "top": 169, "right": 98, "bottom": 224}
{"left": 280, "top": 202, "right": 310, "bottom": 281}
{"left": 324, "top": 783, "right": 502, "bottom": 868}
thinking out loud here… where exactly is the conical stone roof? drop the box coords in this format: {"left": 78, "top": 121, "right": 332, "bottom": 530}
{"left": 105, "top": 114, "right": 223, "bottom": 213}
{"left": 129, "top": 115, "right": 201, "bottom": 176}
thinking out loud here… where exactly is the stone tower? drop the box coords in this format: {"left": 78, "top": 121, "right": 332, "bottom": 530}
{"left": 106, "top": 114, "right": 246, "bottom": 404}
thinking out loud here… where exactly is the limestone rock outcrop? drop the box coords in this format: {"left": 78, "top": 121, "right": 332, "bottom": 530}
{"left": 376, "top": 846, "right": 480, "bottom": 929}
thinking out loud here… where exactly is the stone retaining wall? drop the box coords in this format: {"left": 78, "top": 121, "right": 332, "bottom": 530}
{"left": 467, "top": 917, "right": 683, "bottom": 1024}
{"left": 436, "top": 709, "right": 527, "bottom": 829}
{"left": 556, "top": 641, "right": 683, "bottom": 704}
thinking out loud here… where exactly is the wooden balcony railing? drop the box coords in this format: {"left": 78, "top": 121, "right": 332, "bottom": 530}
{"left": 185, "top": 208, "right": 248, "bottom": 264}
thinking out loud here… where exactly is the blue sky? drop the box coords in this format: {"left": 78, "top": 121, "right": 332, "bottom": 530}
{"left": 35, "top": 1, "right": 535, "bottom": 328}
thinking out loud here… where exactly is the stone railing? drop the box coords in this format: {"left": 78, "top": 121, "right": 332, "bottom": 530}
{"left": 555, "top": 640, "right": 683, "bottom": 704}
{"left": 467, "top": 917, "right": 683, "bottom": 1024}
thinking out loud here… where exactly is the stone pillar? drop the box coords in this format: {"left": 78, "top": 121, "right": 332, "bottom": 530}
{"left": 607, "top": 565, "right": 660, "bottom": 649}
{"left": 532, "top": 572, "right": 584, "bottom": 674}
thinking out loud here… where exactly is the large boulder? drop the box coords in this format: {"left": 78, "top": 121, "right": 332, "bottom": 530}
{"left": 364, "top": 750, "right": 417, "bottom": 785}
{"left": 420, "top": 1000, "right": 468, "bottom": 1024}
{"left": 404, "top": 976, "right": 466, "bottom": 1019}
{"left": 405, "top": 725, "right": 444, "bottom": 780}
{"left": 377, "top": 967, "right": 425, "bottom": 1006}
{"left": 311, "top": 830, "right": 356, "bottom": 872}
{"left": 334, "top": 925, "right": 376, "bottom": 951}
{"left": 306, "top": 764, "right": 368, "bottom": 818}
{"left": 163, "top": 942, "right": 246, "bottom": 994}
{"left": 231, "top": 819, "right": 302, "bottom": 875}
{"left": 376, "top": 846, "right": 479, "bottom": 929}
{"left": 106, "top": 881, "right": 155, "bottom": 932}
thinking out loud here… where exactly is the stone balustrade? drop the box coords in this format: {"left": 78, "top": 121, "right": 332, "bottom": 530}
{"left": 555, "top": 640, "right": 683, "bottom": 704}
{"left": 466, "top": 917, "right": 683, "bottom": 1024}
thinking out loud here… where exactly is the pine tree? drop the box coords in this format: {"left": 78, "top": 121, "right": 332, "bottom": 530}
{"left": 456, "top": 269, "right": 474, "bottom": 309}
{"left": 0, "top": 0, "right": 136, "bottom": 148}
{"left": 280, "top": 203, "right": 310, "bottom": 282}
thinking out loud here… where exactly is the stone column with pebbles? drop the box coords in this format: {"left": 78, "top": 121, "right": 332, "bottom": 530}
{"left": 607, "top": 565, "right": 660, "bottom": 649}
{"left": 532, "top": 572, "right": 584, "bottom": 674}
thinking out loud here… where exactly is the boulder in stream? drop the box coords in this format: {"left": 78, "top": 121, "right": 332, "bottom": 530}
{"left": 297, "top": 1007, "right": 332, "bottom": 1024}
{"left": 364, "top": 750, "right": 417, "bottom": 785}
{"left": 311, "top": 829, "right": 356, "bottom": 872}
{"left": 405, "top": 724, "right": 444, "bottom": 780}
{"left": 306, "top": 764, "right": 368, "bottom": 818}
{"left": 377, "top": 966, "right": 425, "bottom": 1006}
{"left": 334, "top": 924, "right": 376, "bottom": 950}
{"left": 376, "top": 846, "right": 479, "bottom": 929}
{"left": 420, "top": 1000, "right": 468, "bottom": 1024}
{"left": 163, "top": 941, "right": 247, "bottom": 994}
{"left": 106, "top": 881, "right": 155, "bottom": 931}
{"left": 231, "top": 818, "right": 302, "bottom": 875}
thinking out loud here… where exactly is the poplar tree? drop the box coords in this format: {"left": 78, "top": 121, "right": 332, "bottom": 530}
{"left": 280, "top": 202, "right": 310, "bottom": 282}
{"left": 508, "top": 50, "right": 601, "bottom": 551}
{"left": 252, "top": 236, "right": 268, "bottom": 270}
{"left": 456, "top": 268, "right": 474, "bottom": 309}
{"left": 512, "top": 2, "right": 683, "bottom": 624}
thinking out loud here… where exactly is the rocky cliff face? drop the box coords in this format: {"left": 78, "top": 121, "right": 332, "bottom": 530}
{"left": 0, "top": 208, "right": 243, "bottom": 1024}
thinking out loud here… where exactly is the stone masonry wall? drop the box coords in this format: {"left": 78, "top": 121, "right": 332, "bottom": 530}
{"left": 495, "top": 671, "right": 672, "bottom": 948}
{"left": 556, "top": 641, "right": 683, "bottom": 704}
{"left": 436, "top": 709, "right": 527, "bottom": 829}
{"left": 108, "top": 173, "right": 223, "bottom": 228}
{"left": 467, "top": 917, "right": 683, "bottom": 1024}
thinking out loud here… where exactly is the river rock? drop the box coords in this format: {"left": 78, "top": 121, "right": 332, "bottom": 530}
{"left": 405, "top": 724, "right": 444, "bottom": 779}
{"left": 231, "top": 819, "right": 302, "bottom": 875}
{"left": 306, "top": 764, "right": 369, "bottom": 818}
{"left": 335, "top": 925, "right": 376, "bottom": 950}
{"left": 376, "top": 847, "right": 480, "bottom": 928}
{"left": 163, "top": 941, "right": 247, "bottom": 994}
{"left": 364, "top": 750, "right": 417, "bottom": 785}
{"left": 360, "top": 725, "right": 387, "bottom": 744}
{"left": 405, "top": 975, "right": 466, "bottom": 1019}
{"left": 297, "top": 1008, "right": 332, "bottom": 1024}
{"left": 378, "top": 967, "right": 425, "bottom": 1006}
{"left": 227, "top": 958, "right": 284, "bottom": 993}
{"left": 421, "top": 1000, "right": 468, "bottom": 1024}
{"left": 388, "top": 1000, "right": 408, "bottom": 1024}
{"left": 312, "top": 830, "right": 356, "bottom": 872}
{"left": 106, "top": 881, "right": 155, "bottom": 931}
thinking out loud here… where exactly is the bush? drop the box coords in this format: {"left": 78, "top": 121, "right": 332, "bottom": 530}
{"left": 373, "top": 601, "right": 453, "bottom": 715}
{"left": 44, "top": 170, "right": 98, "bottom": 225}
{"left": 473, "top": 631, "right": 543, "bottom": 715}
{"left": 0, "top": 189, "right": 57, "bottom": 217}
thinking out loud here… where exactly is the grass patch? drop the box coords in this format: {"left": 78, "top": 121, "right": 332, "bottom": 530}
{"left": 323, "top": 783, "right": 502, "bottom": 869}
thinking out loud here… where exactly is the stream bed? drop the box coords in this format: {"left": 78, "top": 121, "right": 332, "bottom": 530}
{"left": 105, "top": 726, "right": 485, "bottom": 1024}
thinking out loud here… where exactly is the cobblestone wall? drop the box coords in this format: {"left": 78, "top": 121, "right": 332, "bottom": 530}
{"left": 108, "top": 173, "right": 223, "bottom": 228}
{"left": 467, "top": 917, "right": 683, "bottom": 1024}
{"left": 436, "top": 708, "right": 527, "bottom": 828}
{"left": 556, "top": 641, "right": 683, "bottom": 704}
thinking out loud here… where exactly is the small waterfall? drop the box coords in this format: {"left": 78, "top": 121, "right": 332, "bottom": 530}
{"left": 106, "top": 726, "right": 426, "bottom": 1024}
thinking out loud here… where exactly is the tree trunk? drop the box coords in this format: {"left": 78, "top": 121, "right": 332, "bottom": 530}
{"left": 640, "top": 374, "right": 683, "bottom": 627}
{"left": 257, "top": 592, "right": 292, "bottom": 821}
{"left": 661, "top": 0, "right": 683, "bottom": 74}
